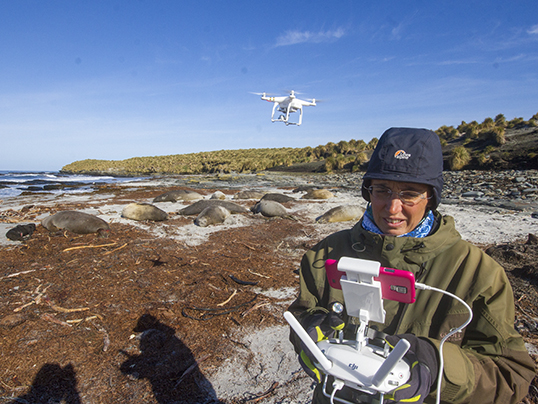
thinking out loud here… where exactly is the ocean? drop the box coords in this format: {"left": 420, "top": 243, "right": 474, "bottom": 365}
{"left": 0, "top": 171, "right": 147, "bottom": 199}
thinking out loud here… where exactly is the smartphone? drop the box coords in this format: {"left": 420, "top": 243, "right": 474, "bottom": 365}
{"left": 324, "top": 259, "right": 416, "bottom": 303}
{"left": 375, "top": 267, "right": 416, "bottom": 304}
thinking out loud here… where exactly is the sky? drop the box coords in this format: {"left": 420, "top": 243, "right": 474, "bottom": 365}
{"left": 1, "top": 1, "right": 537, "bottom": 171}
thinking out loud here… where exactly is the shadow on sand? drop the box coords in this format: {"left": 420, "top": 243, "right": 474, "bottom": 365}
{"left": 120, "top": 314, "right": 222, "bottom": 404}
{"left": 6, "top": 363, "right": 82, "bottom": 404}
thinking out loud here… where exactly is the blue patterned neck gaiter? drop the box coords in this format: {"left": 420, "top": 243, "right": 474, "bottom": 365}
{"left": 362, "top": 204, "right": 434, "bottom": 238}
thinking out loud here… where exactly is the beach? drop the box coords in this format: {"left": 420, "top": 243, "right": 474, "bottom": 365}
{"left": 1, "top": 171, "right": 538, "bottom": 403}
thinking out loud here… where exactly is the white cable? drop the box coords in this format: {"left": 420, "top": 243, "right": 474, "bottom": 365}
{"left": 330, "top": 379, "right": 345, "bottom": 404}
{"left": 415, "top": 283, "right": 473, "bottom": 404}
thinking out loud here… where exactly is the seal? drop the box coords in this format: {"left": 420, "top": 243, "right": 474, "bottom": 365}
{"left": 194, "top": 205, "right": 231, "bottom": 227}
{"left": 210, "top": 191, "right": 226, "bottom": 200}
{"left": 251, "top": 200, "right": 289, "bottom": 218}
{"left": 6, "top": 223, "right": 36, "bottom": 241}
{"left": 122, "top": 203, "right": 168, "bottom": 221}
{"left": 233, "top": 190, "right": 266, "bottom": 200}
{"left": 316, "top": 204, "right": 365, "bottom": 223}
{"left": 260, "top": 193, "right": 295, "bottom": 203}
{"left": 153, "top": 190, "right": 203, "bottom": 203}
{"left": 302, "top": 189, "right": 334, "bottom": 199}
{"left": 178, "top": 200, "right": 249, "bottom": 215}
{"left": 41, "top": 211, "right": 110, "bottom": 234}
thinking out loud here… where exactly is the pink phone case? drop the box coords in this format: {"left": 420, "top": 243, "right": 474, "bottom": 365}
{"left": 375, "top": 267, "right": 416, "bottom": 304}
{"left": 325, "top": 259, "right": 344, "bottom": 290}
{"left": 325, "top": 260, "right": 416, "bottom": 303}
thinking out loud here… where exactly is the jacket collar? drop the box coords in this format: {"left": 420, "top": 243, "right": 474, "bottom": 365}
{"left": 350, "top": 211, "right": 461, "bottom": 267}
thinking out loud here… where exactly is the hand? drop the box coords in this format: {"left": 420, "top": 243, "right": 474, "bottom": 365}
{"left": 384, "top": 334, "right": 438, "bottom": 404}
{"left": 298, "top": 311, "right": 345, "bottom": 382}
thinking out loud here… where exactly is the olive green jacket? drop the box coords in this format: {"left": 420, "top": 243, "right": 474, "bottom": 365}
{"left": 288, "top": 213, "right": 535, "bottom": 404}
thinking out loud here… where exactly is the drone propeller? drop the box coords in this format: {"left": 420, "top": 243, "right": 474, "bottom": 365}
{"left": 283, "top": 89, "right": 303, "bottom": 95}
{"left": 250, "top": 91, "right": 277, "bottom": 96}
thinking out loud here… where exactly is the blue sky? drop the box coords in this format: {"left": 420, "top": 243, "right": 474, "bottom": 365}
{"left": 1, "top": 1, "right": 537, "bottom": 171}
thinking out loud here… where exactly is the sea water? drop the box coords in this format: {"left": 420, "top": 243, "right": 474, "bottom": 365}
{"left": 0, "top": 171, "right": 147, "bottom": 199}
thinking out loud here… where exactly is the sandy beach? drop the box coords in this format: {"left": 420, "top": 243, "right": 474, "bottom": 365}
{"left": 1, "top": 172, "right": 538, "bottom": 403}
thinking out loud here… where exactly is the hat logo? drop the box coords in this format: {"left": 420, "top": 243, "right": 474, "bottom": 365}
{"left": 394, "top": 150, "right": 411, "bottom": 160}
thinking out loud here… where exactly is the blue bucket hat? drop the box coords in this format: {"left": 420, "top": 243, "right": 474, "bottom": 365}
{"left": 361, "top": 127, "right": 444, "bottom": 209}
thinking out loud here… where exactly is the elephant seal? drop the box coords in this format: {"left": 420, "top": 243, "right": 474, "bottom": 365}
{"left": 41, "top": 211, "right": 110, "bottom": 234}
{"left": 153, "top": 190, "right": 203, "bottom": 203}
{"left": 302, "top": 189, "right": 334, "bottom": 199}
{"left": 6, "top": 223, "right": 36, "bottom": 241}
{"left": 292, "top": 186, "right": 317, "bottom": 193}
{"left": 260, "top": 193, "right": 295, "bottom": 203}
{"left": 316, "top": 205, "right": 365, "bottom": 223}
{"left": 179, "top": 200, "right": 248, "bottom": 215}
{"left": 233, "top": 190, "right": 266, "bottom": 200}
{"left": 122, "top": 203, "right": 168, "bottom": 221}
{"left": 251, "top": 200, "right": 289, "bottom": 218}
{"left": 194, "top": 206, "right": 231, "bottom": 227}
{"left": 210, "top": 191, "right": 226, "bottom": 200}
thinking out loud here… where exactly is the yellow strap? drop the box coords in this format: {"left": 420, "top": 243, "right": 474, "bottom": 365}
{"left": 315, "top": 326, "right": 326, "bottom": 342}
{"left": 300, "top": 350, "right": 322, "bottom": 382}
{"left": 332, "top": 322, "right": 345, "bottom": 331}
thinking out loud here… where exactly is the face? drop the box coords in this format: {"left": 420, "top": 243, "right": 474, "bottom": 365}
{"left": 369, "top": 179, "right": 432, "bottom": 236}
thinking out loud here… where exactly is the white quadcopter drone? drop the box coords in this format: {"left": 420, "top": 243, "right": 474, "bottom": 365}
{"left": 255, "top": 90, "right": 316, "bottom": 126}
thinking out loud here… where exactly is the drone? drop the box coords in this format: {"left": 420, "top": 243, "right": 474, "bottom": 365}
{"left": 256, "top": 90, "right": 316, "bottom": 126}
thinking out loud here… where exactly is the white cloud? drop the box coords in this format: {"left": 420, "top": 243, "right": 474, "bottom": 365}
{"left": 275, "top": 28, "right": 345, "bottom": 47}
{"left": 528, "top": 24, "right": 538, "bottom": 35}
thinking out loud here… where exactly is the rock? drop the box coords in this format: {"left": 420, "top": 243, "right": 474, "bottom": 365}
{"left": 526, "top": 234, "right": 538, "bottom": 245}
{"left": 6, "top": 223, "right": 36, "bottom": 241}
{"left": 462, "top": 191, "right": 484, "bottom": 198}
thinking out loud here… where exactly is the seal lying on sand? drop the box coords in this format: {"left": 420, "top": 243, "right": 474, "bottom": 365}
{"left": 6, "top": 223, "right": 36, "bottom": 241}
{"left": 316, "top": 204, "right": 365, "bottom": 223}
{"left": 178, "top": 200, "right": 248, "bottom": 215}
{"left": 194, "top": 206, "right": 231, "bottom": 227}
{"left": 122, "top": 203, "right": 168, "bottom": 221}
{"left": 153, "top": 190, "right": 203, "bottom": 203}
{"left": 260, "top": 193, "right": 295, "bottom": 203}
{"left": 302, "top": 189, "right": 334, "bottom": 199}
{"left": 42, "top": 211, "right": 110, "bottom": 235}
{"left": 210, "top": 191, "right": 226, "bottom": 200}
{"left": 251, "top": 200, "right": 289, "bottom": 218}
{"left": 233, "top": 190, "right": 266, "bottom": 200}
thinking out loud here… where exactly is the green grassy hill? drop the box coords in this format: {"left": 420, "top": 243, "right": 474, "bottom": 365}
{"left": 61, "top": 112, "right": 538, "bottom": 176}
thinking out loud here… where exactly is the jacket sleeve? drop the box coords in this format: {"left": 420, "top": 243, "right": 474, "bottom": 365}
{"left": 287, "top": 243, "right": 331, "bottom": 354}
{"left": 424, "top": 250, "right": 535, "bottom": 404}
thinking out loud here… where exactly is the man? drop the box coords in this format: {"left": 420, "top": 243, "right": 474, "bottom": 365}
{"left": 288, "top": 128, "right": 535, "bottom": 404}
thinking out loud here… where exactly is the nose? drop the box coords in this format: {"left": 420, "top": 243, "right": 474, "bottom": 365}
{"left": 386, "top": 194, "right": 404, "bottom": 214}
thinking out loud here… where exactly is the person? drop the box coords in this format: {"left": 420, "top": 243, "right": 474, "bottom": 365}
{"left": 288, "top": 127, "right": 535, "bottom": 404}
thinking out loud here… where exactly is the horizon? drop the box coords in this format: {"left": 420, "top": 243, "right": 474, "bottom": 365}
{"left": 1, "top": 1, "right": 537, "bottom": 171}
